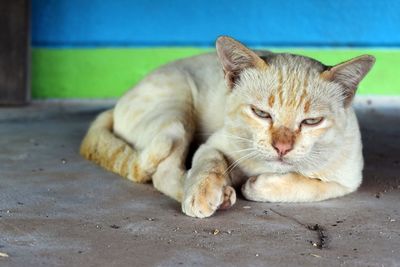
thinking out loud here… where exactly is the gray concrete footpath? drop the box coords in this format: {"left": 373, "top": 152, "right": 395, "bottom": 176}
{"left": 0, "top": 99, "right": 399, "bottom": 267}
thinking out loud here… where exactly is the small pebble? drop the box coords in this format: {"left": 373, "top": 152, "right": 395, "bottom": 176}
{"left": 61, "top": 159, "right": 67, "bottom": 164}
{"left": 0, "top": 252, "right": 9, "bottom": 258}
{"left": 255, "top": 253, "right": 259, "bottom": 257}
{"left": 213, "top": 229, "right": 220, "bottom": 235}
{"left": 147, "top": 217, "right": 154, "bottom": 221}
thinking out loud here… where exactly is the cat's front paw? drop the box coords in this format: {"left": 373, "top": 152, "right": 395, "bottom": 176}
{"left": 242, "top": 175, "right": 276, "bottom": 202}
{"left": 182, "top": 173, "right": 236, "bottom": 218}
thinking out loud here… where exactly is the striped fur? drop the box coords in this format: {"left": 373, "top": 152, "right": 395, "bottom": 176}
{"left": 80, "top": 109, "right": 161, "bottom": 183}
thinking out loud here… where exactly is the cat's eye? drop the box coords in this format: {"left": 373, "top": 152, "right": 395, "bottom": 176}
{"left": 251, "top": 106, "right": 271, "bottom": 119}
{"left": 302, "top": 117, "right": 324, "bottom": 126}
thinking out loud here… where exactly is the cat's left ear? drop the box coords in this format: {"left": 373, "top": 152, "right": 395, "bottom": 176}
{"left": 321, "top": 55, "right": 375, "bottom": 107}
{"left": 216, "top": 36, "right": 268, "bottom": 89}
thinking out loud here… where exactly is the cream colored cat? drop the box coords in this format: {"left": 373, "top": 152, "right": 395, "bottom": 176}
{"left": 80, "top": 36, "right": 375, "bottom": 218}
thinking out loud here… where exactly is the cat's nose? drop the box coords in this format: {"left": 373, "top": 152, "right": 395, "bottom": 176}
{"left": 272, "top": 141, "right": 293, "bottom": 157}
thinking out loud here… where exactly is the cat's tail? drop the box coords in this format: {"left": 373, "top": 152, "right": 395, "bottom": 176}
{"left": 80, "top": 109, "right": 151, "bottom": 183}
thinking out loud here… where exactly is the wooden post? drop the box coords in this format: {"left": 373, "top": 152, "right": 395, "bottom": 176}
{"left": 0, "top": 0, "right": 30, "bottom": 105}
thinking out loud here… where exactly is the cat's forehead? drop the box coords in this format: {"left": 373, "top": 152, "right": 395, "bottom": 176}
{"left": 240, "top": 54, "right": 342, "bottom": 113}
{"left": 263, "top": 53, "right": 326, "bottom": 71}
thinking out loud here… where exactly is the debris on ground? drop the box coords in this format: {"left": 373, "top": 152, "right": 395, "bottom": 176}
{"left": 307, "top": 224, "right": 328, "bottom": 249}
{"left": 0, "top": 252, "right": 9, "bottom": 258}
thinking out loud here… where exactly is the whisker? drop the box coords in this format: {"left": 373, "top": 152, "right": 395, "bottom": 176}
{"left": 223, "top": 151, "right": 259, "bottom": 176}
{"left": 220, "top": 133, "right": 253, "bottom": 144}
{"left": 230, "top": 147, "right": 257, "bottom": 154}
{"left": 194, "top": 132, "right": 254, "bottom": 147}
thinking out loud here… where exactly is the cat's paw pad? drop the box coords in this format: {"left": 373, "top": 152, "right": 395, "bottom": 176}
{"left": 219, "top": 186, "right": 236, "bottom": 210}
{"left": 182, "top": 174, "right": 236, "bottom": 218}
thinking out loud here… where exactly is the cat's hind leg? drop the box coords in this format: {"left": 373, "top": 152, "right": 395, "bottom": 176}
{"left": 125, "top": 121, "right": 183, "bottom": 183}
{"left": 241, "top": 173, "right": 352, "bottom": 202}
{"left": 115, "top": 99, "right": 196, "bottom": 201}
{"left": 111, "top": 70, "right": 198, "bottom": 201}
{"left": 150, "top": 118, "right": 194, "bottom": 202}
{"left": 80, "top": 109, "right": 179, "bottom": 184}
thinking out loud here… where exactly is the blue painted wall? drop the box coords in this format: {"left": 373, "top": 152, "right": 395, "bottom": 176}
{"left": 32, "top": 0, "right": 400, "bottom": 47}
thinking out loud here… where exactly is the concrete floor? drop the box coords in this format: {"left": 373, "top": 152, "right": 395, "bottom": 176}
{"left": 0, "top": 99, "right": 399, "bottom": 267}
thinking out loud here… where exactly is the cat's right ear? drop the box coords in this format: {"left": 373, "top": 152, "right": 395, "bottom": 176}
{"left": 216, "top": 36, "right": 268, "bottom": 89}
{"left": 321, "top": 55, "right": 375, "bottom": 107}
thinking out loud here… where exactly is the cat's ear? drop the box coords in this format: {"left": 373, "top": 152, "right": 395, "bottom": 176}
{"left": 216, "top": 36, "right": 268, "bottom": 89}
{"left": 321, "top": 55, "right": 375, "bottom": 107}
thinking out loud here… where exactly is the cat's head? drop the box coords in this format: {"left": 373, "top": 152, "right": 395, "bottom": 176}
{"left": 216, "top": 36, "right": 375, "bottom": 172}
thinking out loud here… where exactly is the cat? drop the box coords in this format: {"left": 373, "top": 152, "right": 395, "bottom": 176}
{"left": 80, "top": 36, "right": 375, "bottom": 218}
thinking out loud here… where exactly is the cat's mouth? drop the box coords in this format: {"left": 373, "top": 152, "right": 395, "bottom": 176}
{"left": 258, "top": 151, "right": 293, "bottom": 165}
{"left": 271, "top": 157, "right": 292, "bottom": 165}
{"left": 265, "top": 157, "right": 291, "bottom": 164}
{"left": 277, "top": 159, "right": 291, "bottom": 165}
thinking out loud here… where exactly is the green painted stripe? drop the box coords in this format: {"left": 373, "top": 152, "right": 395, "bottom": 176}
{"left": 32, "top": 48, "right": 399, "bottom": 98}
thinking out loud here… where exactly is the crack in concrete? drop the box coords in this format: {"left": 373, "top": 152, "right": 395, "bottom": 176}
{"left": 270, "top": 208, "right": 328, "bottom": 249}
